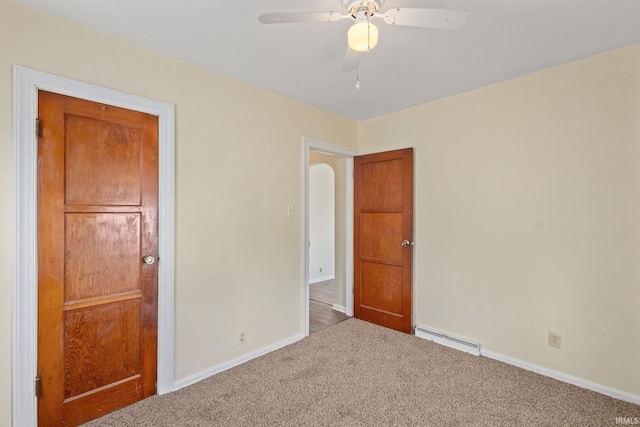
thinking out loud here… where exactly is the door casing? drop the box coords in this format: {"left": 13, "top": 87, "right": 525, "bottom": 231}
{"left": 12, "top": 65, "right": 175, "bottom": 427}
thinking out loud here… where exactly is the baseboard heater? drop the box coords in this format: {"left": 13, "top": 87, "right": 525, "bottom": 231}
{"left": 414, "top": 325, "right": 482, "bottom": 356}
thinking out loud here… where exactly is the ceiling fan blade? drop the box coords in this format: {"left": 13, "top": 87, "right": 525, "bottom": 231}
{"left": 381, "top": 8, "right": 468, "bottom": 29}
{"left": 258, "top": 11, "right": 347, "bottom": 24}
{"left": 342, "top": 48, "right": 359, "bottom": 72}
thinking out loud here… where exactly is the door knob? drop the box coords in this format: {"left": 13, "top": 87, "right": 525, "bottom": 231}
{"left": 142, "top": 255, "right": 156, "bottom": 265}
{"left": 401, "top": 240, "right": 414, "bottom": 247}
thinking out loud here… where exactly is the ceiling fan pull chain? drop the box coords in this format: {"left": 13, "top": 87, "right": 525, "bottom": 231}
{"left": 355, "top": 56, "right": 361, "bottom": 90}
{"left": 367, "top": 14, "right": 371, "bottom": 51}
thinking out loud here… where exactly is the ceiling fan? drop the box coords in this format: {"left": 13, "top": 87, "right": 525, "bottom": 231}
{"left": 258, "top": 0, "right": 468, "bottom": 75}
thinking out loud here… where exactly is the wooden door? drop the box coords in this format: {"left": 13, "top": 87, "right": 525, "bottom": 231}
{"left": 37, "top": 91, "right": 159, "bottom": 426}
{"left": 354, "top": 148, "right": 413, "bottom": 333}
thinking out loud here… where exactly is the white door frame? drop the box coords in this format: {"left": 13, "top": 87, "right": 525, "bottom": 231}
{"left": 12, "top": 66, "right": 176, "bottom": 427}
{"left": 302, "top": 137, "right": 358, "bottom": 336}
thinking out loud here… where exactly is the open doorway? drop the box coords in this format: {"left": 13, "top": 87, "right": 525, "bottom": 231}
{"left": 308, "top": 159, "right": 348, "bottom": 333}
{"left": 302, "top": 137, "right": 357, "bottom": 336}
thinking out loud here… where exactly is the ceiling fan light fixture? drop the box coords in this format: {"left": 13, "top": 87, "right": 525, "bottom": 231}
{"left": 348, "top": 20, "right": 378, "bottom": 52}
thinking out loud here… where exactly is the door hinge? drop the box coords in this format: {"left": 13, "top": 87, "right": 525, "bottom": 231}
{"left": 35, "top": 118, "right": 42, "bottom": 139}
{"left": 35, "top": 376, "right": 41, "bottom": 397}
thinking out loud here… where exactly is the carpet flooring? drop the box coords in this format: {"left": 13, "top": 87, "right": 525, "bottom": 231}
{"left": 83, "top": 319, "right": 639, "bottom": 426}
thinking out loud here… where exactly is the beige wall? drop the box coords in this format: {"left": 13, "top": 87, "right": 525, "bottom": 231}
{"left": 309, "top": 151, "right": 348, "bottom": 308}
{"left": 0, "top": 0, "right": 357, "bottom": 424}
{"left": 359, "top": 44, "right": 640, "bottom": 397}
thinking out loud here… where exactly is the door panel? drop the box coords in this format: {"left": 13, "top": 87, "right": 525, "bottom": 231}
{"left": 64, "top": 299, "right": 141, "bottom": 398}
{"left": 64, "top": 115, "right": 142, "bottom": 205}
{"left": 360, "top": 262, "right": 404, "bottom": 313}
{"left": 354, "top": 148, "right": 413, "bottom": 333}
{"left": 65, "top": 213, "right": 141, "bottom": 299}
{"left": 361, "top": 213, "right": 403, "bottom": 263}
{"left": 37, "top": 90, "right": 158, "bottom": 426}
{"left": 361, "top": 158, "right": 403, "bottom": 209}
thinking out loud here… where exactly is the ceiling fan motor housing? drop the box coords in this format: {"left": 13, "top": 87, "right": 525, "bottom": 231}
{"left": 344, "top": 0, "right": 383, "bottom": 18}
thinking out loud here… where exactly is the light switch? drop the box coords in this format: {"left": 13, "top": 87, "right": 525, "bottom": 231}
{"left": 287, "top": 205, "right": 294, "bottom": 216}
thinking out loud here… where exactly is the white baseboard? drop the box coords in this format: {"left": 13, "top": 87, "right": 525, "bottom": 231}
{"left": 309, "top": 275, "right": 335, "bottom": 284}
{"left": 332, "top": 304, "right": 347, "bottom": 314}
{"left": 482, "top": 350, "right": 640, "bottom": 405}
{"left": 173, "top": 332, "right": 305, "bottom": 391}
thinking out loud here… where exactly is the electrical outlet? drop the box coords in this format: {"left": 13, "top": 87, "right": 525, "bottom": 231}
{"left": 239, "top": 330, "right": 247, "bottom": 345}
{"left": 319, "top": 267, "right": 323, "bottom": 273}
{"left": 548, "top": 331, "right": 561, "bottom": 349}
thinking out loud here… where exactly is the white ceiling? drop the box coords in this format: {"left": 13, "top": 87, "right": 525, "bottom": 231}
{"left": 15, "top": 0, "right": 640, "bottom": 121}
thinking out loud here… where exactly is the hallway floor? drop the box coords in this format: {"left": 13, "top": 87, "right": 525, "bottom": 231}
{"left": 309, "top": 279, "right": 349, "bottom": 334}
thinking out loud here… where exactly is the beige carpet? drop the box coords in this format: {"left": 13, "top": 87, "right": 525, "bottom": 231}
{"left": 83, "top": 319, "right": 639, "bottom": 426}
